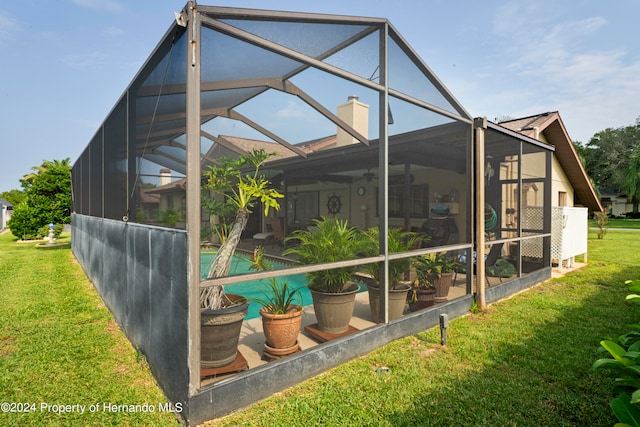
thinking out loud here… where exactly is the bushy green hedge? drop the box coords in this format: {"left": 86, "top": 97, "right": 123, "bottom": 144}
{"left": 8, "top": 159, "right": 71, "bottom": 239}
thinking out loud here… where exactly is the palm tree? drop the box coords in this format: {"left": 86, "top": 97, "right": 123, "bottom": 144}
{"left": 199, "top": 149, "right": 283, "bottom": 310}
{"left": 623, "top": 148, "right": 640, "bottom": 213}
{"left": 21, "top": 158, "right": 71, "bottom": 188}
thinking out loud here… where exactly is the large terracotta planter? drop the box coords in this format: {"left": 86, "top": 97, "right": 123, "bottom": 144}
{"left": 310, "top": 282, "right": 360, "bottom": 334}
{"left": 201, "top": 294, "right": 249, "bottom": 368}
{"left": 433, "top": 272, "right": 455, "bottom": 303}
{"left": 367, "top": 282, "right": 411, "bottom": 323}
{"left": 260, "top": 305, "right": 303, "bottom": 349}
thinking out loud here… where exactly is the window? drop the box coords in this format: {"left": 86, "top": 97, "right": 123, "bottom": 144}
{"left": 384, "top": 184, "right": 430, "bottom": 218}
{"left": 558, "top": 191, "right": 567, "bottom": 206}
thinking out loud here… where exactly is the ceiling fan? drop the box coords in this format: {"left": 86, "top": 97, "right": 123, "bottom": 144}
{"left": 352, "top": 169, "right": 378, "bottom": 183}
{"left": 362, "top": 169, "right": 375, "bottom": 182}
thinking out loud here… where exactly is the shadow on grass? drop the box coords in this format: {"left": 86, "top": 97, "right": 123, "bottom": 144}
{"left": 383, "top": 264, "right": 640, "bottom": 426}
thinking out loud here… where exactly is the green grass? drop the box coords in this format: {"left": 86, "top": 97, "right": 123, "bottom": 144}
{"left": 590, "top": 218, "right": 640, "bottom": 229}
{"left": 2, "top": 229, "right": 639, "bottom": 426}
{"left": 206, "top": 229, "right": 640, "bottom": 426}
{"left": 0, "top": 232, "right": 178, "bottom": 426}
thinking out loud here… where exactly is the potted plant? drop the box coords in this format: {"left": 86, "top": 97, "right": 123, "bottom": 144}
{"left": 247, "top": 247, "right": 303, "bottom": 358}
{"left": 407, "top": 279, "right": 436, "bottom": 311}
{"left": 359, "top": 227, "right": 424, "bottom": 322}
{"left": 413, "top": 252, "right": 460, "bottom": 304}
{"left": 199, "top": 149, "right": 283, "bottom": 368}
{"left": 283, "top": 217, "right": 366, "bottom": 335}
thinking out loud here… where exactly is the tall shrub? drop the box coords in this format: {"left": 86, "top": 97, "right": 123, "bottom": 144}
{"left": 9, "top": 159, "right": 71, "bottom": 240}
{"left": 594, "top": 210, "right": 609, "bottom": 240}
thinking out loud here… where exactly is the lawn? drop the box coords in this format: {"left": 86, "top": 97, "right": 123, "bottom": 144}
{"left": 1, "top": 229, "right": 639, "bottom": 426}
{"left": 0, "top": 232, "right": 179, "bottom": 426}
{"left": 590, "top": 218, "right": 640, "bottom": 229}
{"left": 206, "top": 228, "right": 640, "bottom": 426}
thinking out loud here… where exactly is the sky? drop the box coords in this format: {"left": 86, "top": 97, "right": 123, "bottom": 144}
{"left": 1, "top": 0, "right": 639, "bottom": 193}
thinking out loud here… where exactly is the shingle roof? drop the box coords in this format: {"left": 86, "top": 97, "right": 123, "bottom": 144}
{"left": 498, "top": 112, "right": 603, "bottom": 211}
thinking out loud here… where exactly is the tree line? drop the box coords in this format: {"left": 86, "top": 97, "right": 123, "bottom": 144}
{"left": 574, "top": 117, "right": 640, "bottom": 214}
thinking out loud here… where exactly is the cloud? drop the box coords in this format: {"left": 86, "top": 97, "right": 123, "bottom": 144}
{"left": 0, "top": 10, "right": 21, "bottom": 42}
{"left": 275, "top": 100, "right": 314, "bottom": 120}
{"left": 551, "top": 16, "right": 607, "bottom": 40}
{"left": 104, "top": 26, "right": 126, "bottom": 37}
{"left": 71, "top": 0, "right": 124, "bottom": 13}
{"left": 490, "top": 3, "right": 607, "bottom": 68}
{"left": 481, "top": 3, "right": 640, "bottom": 141}
{"left": 60, "top": 51, "right": 113, "bottom": 68}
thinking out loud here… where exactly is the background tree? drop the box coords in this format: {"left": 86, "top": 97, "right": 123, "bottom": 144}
{"left": 0, "top": 189, "right": 26, "bottom": 206}
{"left": 623, "top": 147, "right": 640, "bottom": 213}
{"left": 581, "top": 119, "right": 640, "bottom": 211}
{"left": 8, "top": 158, "right": 72, "bottom": 239}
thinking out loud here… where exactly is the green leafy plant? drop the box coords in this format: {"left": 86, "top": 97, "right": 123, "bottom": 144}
{"left": 594, "top": 209, "right": 610, "bottom": 239}
{"left": 413, "top": 252, "right": 460, "bottom": 286}
{"left": 627, "top": 280, "right": 640, "bottom": 304}
{"left": 593, "top": 279, "right": 640, "bottom": 426}
{"left": 200, "top": 222, "right": 213, "bottom": 242}
{"left": 359, "top": 227, "right": 424, "bottom": 289}
{"left": 470, "top": 295, "right": 483, "bottom": 314}
{"left": 593, "top": 338, "right": 640, "bottom": 426}
{"left": 245, "top": 246, "right": 301, "bottom": 315}
{"left": 37, "top": 223, "right": 63, "bottom": 239}
{"left": 9, "top": 158, "right": 71, "bottom": 240}
{"left": 283, "top": 217, "right": 366, "bottom": 293}
{"left": 200, "top": 149, "right": 283, "bottom": 310}
{"left": 253, "top": 278, "right": 302, "bottom": 315}
{"left": 159, "top": 208, "right": 180, "bottom": 227}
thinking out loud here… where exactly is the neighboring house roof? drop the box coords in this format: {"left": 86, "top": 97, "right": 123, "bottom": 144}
{"left": 143, "top": 180, "right": 185, "bottom": 196}
{"left": 217, "top": 134, "right": 339, "bottom": 157}
{"left": 0, "top": 198, "right": 13, "bottom": 209}
{"left": 498, "top": 112, "right": 603, "bottom": 212}
{"left": 139, "top": 190, "right": 160, "bottom": 204}
{"left": 215, "top": 135, "right": 300, "bottom": 159}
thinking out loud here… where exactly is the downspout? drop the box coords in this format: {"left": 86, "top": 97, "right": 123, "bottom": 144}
{"left": 185, "top": 0, "right": 201, "bottom": 395}
{"left": 474, "top": 118, "right": 487, "bottom": 309}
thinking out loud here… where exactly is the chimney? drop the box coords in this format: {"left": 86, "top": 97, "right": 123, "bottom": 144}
{"left": 336, "top": 95, "right": 368, "bottom": 147}
{"left": 159, "top": 168, "right": 172, "bottom": 186}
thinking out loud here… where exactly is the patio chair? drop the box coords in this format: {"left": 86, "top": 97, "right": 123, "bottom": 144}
{"left": 457, "top": 242, "right": 507, "bottom": 286}
{"left": 485, "top": 243, "right": 506, "bottom": 285}
{"left": 269, "top": 217, "right": 286, "bottom": 247}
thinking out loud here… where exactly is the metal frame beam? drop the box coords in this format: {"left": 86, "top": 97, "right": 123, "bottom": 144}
{"left": 185, "top": 1, "right": 201, "bottom": 396}
{"left": 377, "top": 23, "right": 390, "bottom": 324}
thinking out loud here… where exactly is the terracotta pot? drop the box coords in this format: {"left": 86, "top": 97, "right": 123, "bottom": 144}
{"left": 310, "top": 282, "right": 359, "bottom": 334}
{"left": 408, "top": 288, "right": 436, "bottom": 312}
{"left": 367, "top": 282, "right": 411, "bottom": 323}
{"left": 200, "top": 294, "right": 249, "bottom": 368}
{"left": 433, "top": 272, "right": 455, "bottom": 303}
{"left": 263, "top": 341, "right": 300, "bottom": 359}
{"left": 260, "top": 305, "right": 303, "bottom": 349}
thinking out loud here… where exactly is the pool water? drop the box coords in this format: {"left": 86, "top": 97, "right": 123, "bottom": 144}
{"left": 201, "top": 252, "right": 310, "bottom": 320}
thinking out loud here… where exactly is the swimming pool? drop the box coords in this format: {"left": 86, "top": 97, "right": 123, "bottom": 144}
{"left": 201, "top": 252, "right": 310, "bottom": 320}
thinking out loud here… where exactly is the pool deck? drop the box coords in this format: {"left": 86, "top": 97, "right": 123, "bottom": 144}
{"left": 201, "top": 240, "right": 584, "bottom": 385}
{"left": 201, "top": 276, "right": 469, "bottom": 386}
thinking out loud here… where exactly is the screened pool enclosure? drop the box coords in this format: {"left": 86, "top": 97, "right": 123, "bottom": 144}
{"left": 71, "top": 3, "right": 552, "bottom": 423}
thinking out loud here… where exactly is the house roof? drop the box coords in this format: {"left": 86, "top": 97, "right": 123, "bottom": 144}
{"left": 498, "top": 112, "right": 603, "bottom": 211}
{"left": 0, "top": 198, "right": 13, "bottom": 208}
